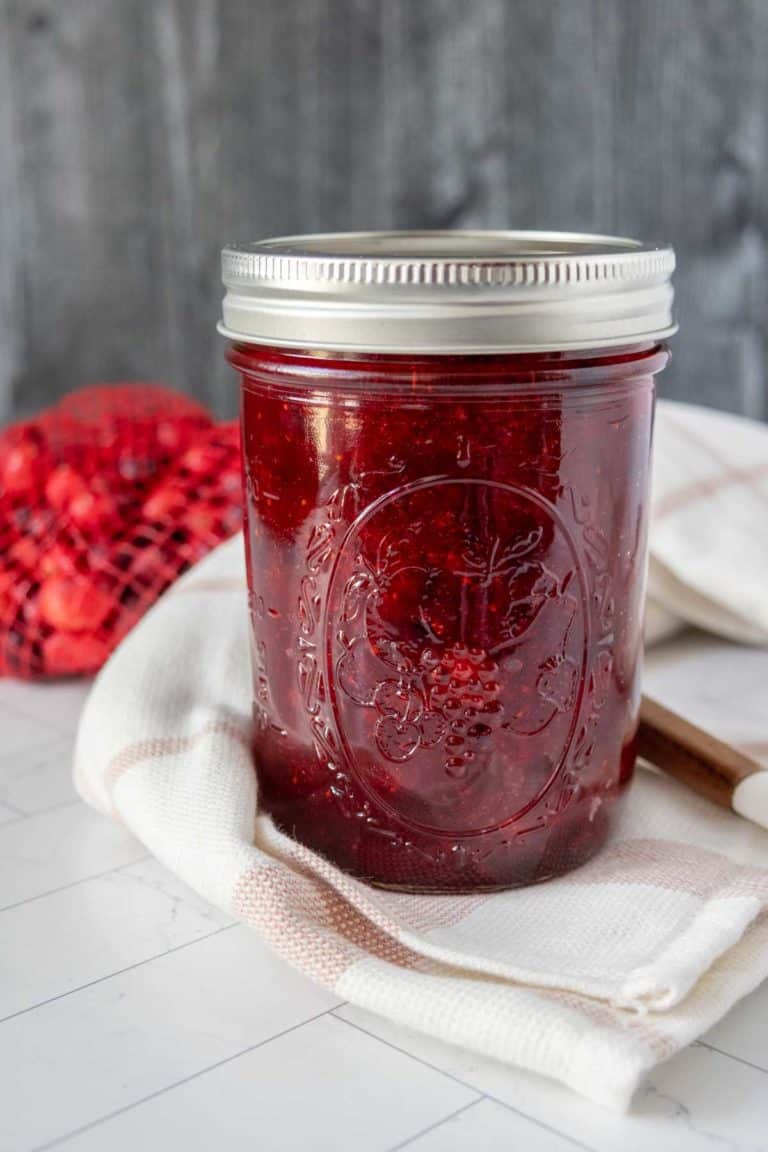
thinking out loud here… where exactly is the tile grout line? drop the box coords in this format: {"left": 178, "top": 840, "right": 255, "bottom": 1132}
{"left": 7, "top": 795, "right": 88, "bottom": 819}
{"left": 0, "top": 921, "right": 238, "bottom": 1027}
{"left": 0, "top": 704, "right": 80, "bottom": 743}
{"left": 0, "top": 733, "right": 80, "bottom": 820}
{"left": 0, "top": 729, "right": 76, "bottom": 765}
{"left": 0, "top": 794, "right": 82, "bottom": 822}
{"left": 330, "top": 1012, "right": 595, "bottom": 1152}
{"left": 0, "top": 798, "right": 25, "bottom": 817}
{"left": 329, "top": 1012, "right": 485, "bottom": 1100}
{"left": 0, "top": 718, "right": 76, "bottom": 736}
{"left": 31, "top": 1004, "right": 344, "bottom": 1152}
{"left": 386, "top": 1098, "right": 483, "bottom": 1152}
{"left": 696, "top": 1039, "right": 768, "bottom": 1076}
{"left": 0, "top": 853, "right": 152, "bottom": 915}
{"left": 0, "top": 813, "right": 27, "bottom": 827}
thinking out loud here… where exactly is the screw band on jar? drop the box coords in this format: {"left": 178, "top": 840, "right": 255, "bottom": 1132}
{"left": 220, "top": 230, "right": 675, "bottom": 354}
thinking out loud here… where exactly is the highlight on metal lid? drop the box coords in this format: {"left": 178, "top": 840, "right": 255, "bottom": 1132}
{"left": 219, "top": 230, "right": 676, "bottom": 354}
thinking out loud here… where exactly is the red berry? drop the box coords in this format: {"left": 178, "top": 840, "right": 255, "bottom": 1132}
{"left": 45, "top": 465, "right": 88, "bottom": 512}
{"left": 142, "top": 484, "right": 185, "bottom": 521}
{"left": 124, "top": 540, "right": 169, "bottom": 579}
{"left": 178, "top": 538, "right": 209, "bottom": 565}
{"left": 156, "top": 415, "right": 211, "bottom": 454}
{"left": 27, "top": 508, "right": 56, "bottom": 540}
{"left": 220, "top": 466, "right": 242, "bottom": 491}
{"left": 218, "top": 504, "right": 242, "bottom": 534}
{"left": 39, "top": 541, "right": 79, "bottom": 579}
{"left": 68, "top": 489, "right": 118, "bottom": 531}
{"left": 155, "top": 421, "right": 184, "bottom": 453}
{"left": 117, "top": 454, "right": 157, "bottom": 484}
{"left": 0, "top": 433, "right": 47, "bottom": 495}
{"left": 21, "top": 590, "right": 40, "bottom": 624}
{"left": 182, "top": 505, "right": 220, "bottom": 539}
{"left": 43, "top": 632, "right": 110, "bottom": 677}
{"left": 39, "top": 575, "right": 115, "bottom": 632}
{"left": 110, "top": 606, "right": 144, "bottom": 644}
{"left": 8, "top": 537, "right": 39, "bottom": 571}
{"left": 0, "top": 568, "right": 18, "bottom": 599}
{"left": 181, "top": 442, "right": 221, "bottom": 476}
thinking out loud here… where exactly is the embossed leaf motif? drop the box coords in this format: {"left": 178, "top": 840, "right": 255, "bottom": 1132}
{"left": 457, "top": 526, "right": 544, "bottom": 584}
{"left": 590, "top": 649, "right": 613, "bottom": 711}
{"left": 494, "top": 562, "right": 560, "bottom": 653}
{"left": 537, "top": 657, "right": 578, "bottom": 713}
{"left": 341, "top": 571, "right": 372, "bottom": 623}
{"left": 365, "top": 566, "right": 431, "bottom": 669}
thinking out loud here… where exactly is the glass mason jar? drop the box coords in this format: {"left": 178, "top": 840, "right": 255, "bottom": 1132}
{"left": 220, "top": 232, "right": 676, "bottom": 892}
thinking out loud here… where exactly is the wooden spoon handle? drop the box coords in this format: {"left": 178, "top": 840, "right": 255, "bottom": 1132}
{"left": 637, "top": 695, "right": 762, "bottom": 810}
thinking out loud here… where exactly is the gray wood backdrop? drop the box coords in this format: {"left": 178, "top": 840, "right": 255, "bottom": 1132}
{"left": 1, "top": 0, "right": 767, "bottom": 422}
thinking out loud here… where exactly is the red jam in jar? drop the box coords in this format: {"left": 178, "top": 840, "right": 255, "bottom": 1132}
{"left": 221, "top": 232, "right": 676, "bottom": 891}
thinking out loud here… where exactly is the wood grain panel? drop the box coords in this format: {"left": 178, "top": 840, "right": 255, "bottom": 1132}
{"left": 0, "top": 0, "right": 766, "bottom": 420}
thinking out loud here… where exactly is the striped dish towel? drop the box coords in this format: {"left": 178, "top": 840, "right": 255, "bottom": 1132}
{"left": 75, "top": 401, "right": 768, "bottom": 1111}
{"left": 646, "top": 400, "right": 768, "bottom": 645}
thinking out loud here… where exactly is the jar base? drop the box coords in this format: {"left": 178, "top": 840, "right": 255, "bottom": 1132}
{"left": 264, "top": 781, "right": 627, "bottom": 894}
{"left": 366, "top": 869, "right": 572, "bottom": 895}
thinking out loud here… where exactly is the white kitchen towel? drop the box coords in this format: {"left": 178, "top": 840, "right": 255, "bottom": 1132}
{"left": 647, "top": 400, "right": 768, "bottom": 644}
{"left": 75, "top": 400, "right": 768, "bottom": 1111}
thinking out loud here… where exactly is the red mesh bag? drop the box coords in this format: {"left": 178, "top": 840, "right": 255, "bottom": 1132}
{"left": 0, "top": 384, "right": 242, "bottom": 679}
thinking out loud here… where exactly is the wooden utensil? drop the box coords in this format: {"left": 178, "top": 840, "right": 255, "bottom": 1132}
{"left": 638, "top": 695, "right": 768, "bottom": 830}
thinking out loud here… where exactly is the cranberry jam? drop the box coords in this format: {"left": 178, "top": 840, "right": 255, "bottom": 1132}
{"left": 221, "top": 232, "right": 676, "bottom": 891}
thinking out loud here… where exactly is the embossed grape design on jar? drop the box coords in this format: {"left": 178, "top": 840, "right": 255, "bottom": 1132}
{"left": 220, "top": 232, "right": 676, "bottom": 891}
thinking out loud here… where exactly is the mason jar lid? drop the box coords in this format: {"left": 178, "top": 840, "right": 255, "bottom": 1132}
{"left": 219, "top": 230, "right": 676, "bottom": 354}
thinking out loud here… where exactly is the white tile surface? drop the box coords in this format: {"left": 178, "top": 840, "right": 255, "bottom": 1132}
{"left": 334, "top": 1005, "right": 768, "bottom": 1152}
{"left": 0, "top": 925, "right": 341, "bottom": 1151}
{"left": 0, "top": 859, "right": 230, "bottom": 1020}
{"left": 52, "top": 1014, "right": 478, "bottom": 1152}
{"left": 700, "top": 978, "right": 768, "bottom": 1072}
{"left": 0, "top": 800, "right": 145, "bottom": 910}
{"left": 0, "top": 678, "right": 92, "bottom": 735}
{"left": 0, "top": 733, "right": 77, "bottom": 813}
{"left": 1, "top": 640, "right": 767, "bottom": 1152}
{"left": 398, "top": 1097, "right": 580, "bottom": 1152}
{"left": 0, "top": 702, "right": 59, "bottom": 756}
{"left": 644, "top": 1045, "right": 768, "bottom": 1151}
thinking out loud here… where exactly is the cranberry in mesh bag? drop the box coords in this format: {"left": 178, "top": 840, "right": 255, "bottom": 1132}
{"left": 0, "top": 384, "right": 242, "bottom": 679}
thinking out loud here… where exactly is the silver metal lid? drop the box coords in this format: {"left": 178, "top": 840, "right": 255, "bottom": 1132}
{"left": 219, "top": 230, "right": 676, "bottom": 354}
